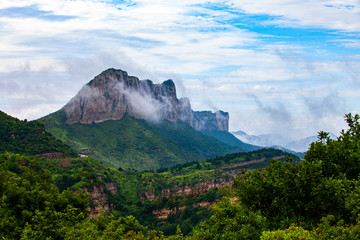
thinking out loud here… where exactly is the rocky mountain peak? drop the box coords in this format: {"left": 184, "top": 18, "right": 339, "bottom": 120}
{"left": 87, "top": 68, "right": 139, "bottom": 91}
{"left": 63, "top": 68, "right": 229, "bottom": 132}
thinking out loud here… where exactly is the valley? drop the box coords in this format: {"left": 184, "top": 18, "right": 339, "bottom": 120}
{"left": 0, "top": 106, "right": 297, "bottom": 236}
{"left": 2, "top": 0, "right": 360, "bottom": 238}
{"left": 1, "top": 68, "right": 359, "bottom": 239}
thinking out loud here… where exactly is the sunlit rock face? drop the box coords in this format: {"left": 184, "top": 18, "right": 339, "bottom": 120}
{"left": 63, "top": 68, "right": 228, "bottom": 132}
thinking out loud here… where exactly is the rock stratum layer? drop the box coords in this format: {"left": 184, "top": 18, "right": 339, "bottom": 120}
{"left": 64, "top": 68, "right": 228, "bottom": 131}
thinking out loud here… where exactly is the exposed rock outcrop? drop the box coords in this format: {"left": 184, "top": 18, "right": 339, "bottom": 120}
{"left": 193, "top": 110, "right": 229, "bottom": 132}
{"left": 85, "top": 182, "right": 118, "bottom": 218}
{"left": 63, "top": 68, "right": 228, "bottom": 132}
{"left": 152, "top": 201, "right": 217, "bottom": 219}
{"left": 141, "top": 177, "right": 232, "bottom": 202}
{"left": 153, "top": 205, "right": 187, "bottom": 219}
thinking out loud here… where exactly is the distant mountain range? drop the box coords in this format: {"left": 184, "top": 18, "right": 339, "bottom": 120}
{"left": 284, "top": 133, "right": 338, "bottom": 152}
{"left": 232, "top": 130, "right": 291, "bottom": 148}
{"left": 39, "top": 68, "right": 258, "bottom": 170}
{"left": 232, "top": 130, "right": 337, "bottom": 153}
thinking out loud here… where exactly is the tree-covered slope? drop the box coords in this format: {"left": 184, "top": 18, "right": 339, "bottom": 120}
{"left": 0, "top": 145, "right": 294, "bottom": 238}
{"left": 3, "top": 109, "right": 360, "bottom": 239}
{"left": 0, "top": 152, "right": 164, "bottom": 240}
{"left": 39, "top": 110, "right": 245, "bottom": 171}
{"left": 201, "top": 130, "right": 260, "bottom": 151}
{"left": 192, "top": 113, "right": 360, "bottom": 239}
{"left": 0, "top": 110, "right": 77, "bottom": 157}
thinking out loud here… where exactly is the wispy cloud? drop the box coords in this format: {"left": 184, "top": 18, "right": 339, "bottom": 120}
{"left": 0, "top": 4, "right": 76, "bottom": 21}
{"left": 229, "top": 0, "right": 360, "bottom": 32}
{"left": 303, "top": 90, "right": 346, "bottom": 120}
{"left": 0, "top": 0, "right": 359, "bottom": 138}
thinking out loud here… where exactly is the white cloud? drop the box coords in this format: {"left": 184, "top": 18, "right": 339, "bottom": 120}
{"left": 230, "top": 0, "right": 360, "bottom": 32}
{"left": 0, "top": 0, "right": 359, "bottom": 140}
{"left": 332, "top": 39, "right": 360, "bottom": 48}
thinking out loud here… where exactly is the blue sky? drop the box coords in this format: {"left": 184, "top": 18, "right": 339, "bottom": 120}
{"left": 1, "top": 0, "right": 360, "bottom": 140}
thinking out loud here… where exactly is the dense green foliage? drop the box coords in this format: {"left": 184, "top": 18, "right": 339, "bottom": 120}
{"left": 0, "top": 111, "right": 77, "bottom": 156}
{"left": 159, "top": 148, "right": 297, "bottom": 173}
{"left": 119, "top": 148, "right": 294, "bottom": 235}
{"left": 305, "top": 114, "right": 360, "bottom": 180}
{"left": 192, "top": 198, "right": 267, "bottom": 240}
{"left": 39, "top": 110, "right": 246, "bottom": 171}
{"left": 4, "top": 107, "right": 360, "bottom": 239}
{"left": 0, "top": 152, "right": 171, "bottom": 239}
{"left": 0, "top": 152, "right": 88, "bottom": 239}
{"left": 0, "top": 143, "right": 289, "bottom": 238}
{"left": 192, "top": 113, "right": 360, "bottom": 239}
{"left": 0, "top": 151, "right": 216, "bottom": 239}
{"left": 261, "top": 216, "right": 360, "bottom": 240}
{"left": 157, "top": 206, "right": 212, "bottom": 236}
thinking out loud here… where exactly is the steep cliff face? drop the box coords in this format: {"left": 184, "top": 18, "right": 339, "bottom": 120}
{"left": 84, "top": 182, "right": 117, "bottom": 218}
{"left": 63, "top": 68, "right": 228, "bottom": 132}
{"left": 64, "top": 68, "right": 184, "bottom": 124}
{"left": 193, "top": 110, "right": 229, "bottom": 132}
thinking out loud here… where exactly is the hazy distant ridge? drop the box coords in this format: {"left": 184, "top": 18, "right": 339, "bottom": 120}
{"left": 232, "top": 130, "right": 337, "bottom": 152}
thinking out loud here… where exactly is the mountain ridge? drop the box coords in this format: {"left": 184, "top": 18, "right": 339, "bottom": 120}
{"left": 232, "top": 129, "right": 338, "bottom": 153}
{"left": 39, "top": 69, "right": 255, "bottom": 170}
{"left": 40, "top": 111, "right": 246, "bottom": 170}
{"left": 63, "top": 68, "right": 228, "bottom": 132}
{"left": 0, "top": 110, "right": 77, "bottom": 157}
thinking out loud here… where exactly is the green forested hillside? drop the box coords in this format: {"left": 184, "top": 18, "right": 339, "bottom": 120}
{"left": 192, "top": 113, "right": 360, "bottom": 239}
{"left": 158, "top": 147, "right": 297, "bottom": 173}
{"left": 39, "top": 110, "right": 246, "bottom": 170}
{"left": 0, "top": 152, "right": 163, "bottom": 240}
{"left": 0, "top": 146, "right": 294, "bottom": 238}
{"left": 201, "top": 130, "right": 260, "bottom": 151}
{"left": 2, "top": 110, "right": 360, "bottom": 239}
{"left": 0, "top": 111, "right": 77, "bottom": 157}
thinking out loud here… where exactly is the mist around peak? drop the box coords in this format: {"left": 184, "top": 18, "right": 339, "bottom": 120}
{"left": 61, "top": 68, "right": 229, "bottom": 132}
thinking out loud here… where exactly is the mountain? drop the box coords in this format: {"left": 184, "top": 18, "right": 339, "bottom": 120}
{"left": 201, "top": 130, "right": 260, "bottom": 151}
{"left": 62, "top": 68, "right": 228, "bottom": 131}
{"left": 232, "top": 130, "right": 292, "bottom": 147}
{"left": 40, "top": 69, "right": 253, "bottom": 170}
{"left": 232, "top": 129, "right": 338, "bottom": 153}
{"left": 1, "top": 108, "right": 357, "bottom": 239}
{"left": 0, "top": 110, "right": 77, "bottom": 158}
{"left": 284, "top": 133, "right": 338, "bottom": 152}
{"left": 268, "top": 145, "right": 305, "bottom": 159}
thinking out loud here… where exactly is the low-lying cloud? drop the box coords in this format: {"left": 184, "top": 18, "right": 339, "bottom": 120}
{"left": 115, "top": 81, "right": 164, "bottom": 122}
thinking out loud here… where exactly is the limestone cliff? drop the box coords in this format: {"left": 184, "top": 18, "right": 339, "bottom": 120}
{"left": 63, "top": 68, "right": 228, "bottom": 132}
{"left": 192, "top": 110, "right": 229, "bottom": 132}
